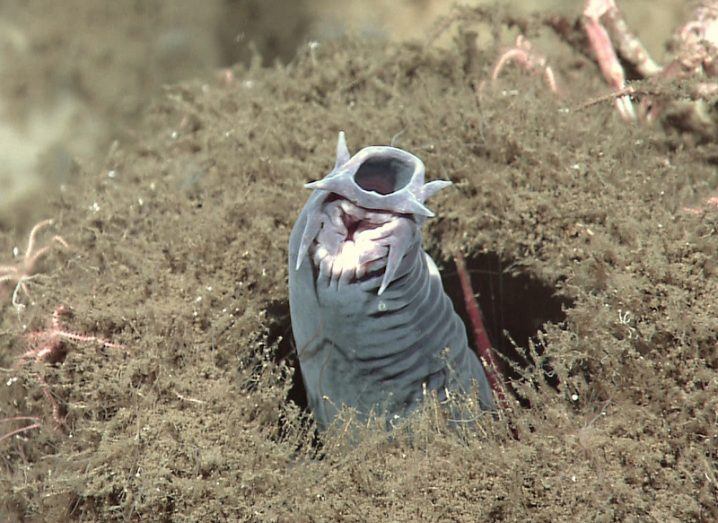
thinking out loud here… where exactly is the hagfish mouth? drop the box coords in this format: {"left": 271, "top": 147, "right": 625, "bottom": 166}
{"left": 294, "top": 130, "right": 450, "bottom": 294}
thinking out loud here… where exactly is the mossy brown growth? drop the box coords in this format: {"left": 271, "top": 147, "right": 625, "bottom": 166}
{"left": 1, "top": 19, "right": 717, "bottom": 523}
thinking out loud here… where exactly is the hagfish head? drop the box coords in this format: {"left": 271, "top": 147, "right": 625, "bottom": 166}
{"left": 296, "top": 132, "right": 452, "bottom": 295}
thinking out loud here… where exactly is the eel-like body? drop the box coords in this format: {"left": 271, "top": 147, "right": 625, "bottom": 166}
{"left": 288, "top": 132, "right": 494, "bottom": 431}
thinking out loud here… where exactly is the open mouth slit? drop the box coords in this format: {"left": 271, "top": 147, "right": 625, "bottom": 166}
{"left": 341, "top": 212, "right": 363, "bottom": 242}
{"left": 335, "top": 198, "right": 394, "bottom": 242}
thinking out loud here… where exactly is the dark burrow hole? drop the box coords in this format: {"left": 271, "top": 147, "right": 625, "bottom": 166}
{"left": 265, "top": 250, "right": 572, "bottom": 419}
{"left": 440, "top": 251, "right": 572, "bottom": 404}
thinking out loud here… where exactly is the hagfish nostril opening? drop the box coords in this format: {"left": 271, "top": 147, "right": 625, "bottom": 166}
{"left": 354, "top": 156, "right": 414, "bottom": 195}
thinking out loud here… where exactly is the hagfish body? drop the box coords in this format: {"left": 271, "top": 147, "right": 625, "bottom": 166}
{"left": 288, "top": 132, "right": 494, "bottom": 430}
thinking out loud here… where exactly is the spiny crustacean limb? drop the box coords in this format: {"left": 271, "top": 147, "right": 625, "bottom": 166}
{"left": 666, "top": 1, "right": 718, "bottom": 80}
{"left": 584, "top": 0, "right": 661, "bottom": 79}
{"left": 582, "top": 0, "right": 718, "bottom": 125}
{"left": 289, "top": 132, "right": 495, "bottom": 432}
{"left": 582, "top": 0, "right": 646, "bottom": 121}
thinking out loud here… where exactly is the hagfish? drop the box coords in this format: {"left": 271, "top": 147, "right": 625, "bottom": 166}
{"left": 288, "top": 132, "right": 494, "bottom": 431}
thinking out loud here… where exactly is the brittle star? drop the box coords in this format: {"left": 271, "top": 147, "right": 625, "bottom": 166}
{"left": 0, "top": 219, "right": 69, "bottom": 312}
{"left": 18, "top": 305, "right": 125, "bottom": 366}
{"left": 1, "top": 306, "right": 125, "bottom": 444}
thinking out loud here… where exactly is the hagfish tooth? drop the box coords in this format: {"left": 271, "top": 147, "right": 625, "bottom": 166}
{"left": 288, "top": 132, "right": 495, "bottom": 431}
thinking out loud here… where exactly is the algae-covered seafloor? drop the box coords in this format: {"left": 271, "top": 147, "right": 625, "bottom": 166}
{"left": 1, "top": 5, "right": 717, "bottom": 522}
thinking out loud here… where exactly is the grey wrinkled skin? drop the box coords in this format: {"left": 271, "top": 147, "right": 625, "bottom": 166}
{"left": 288, "top": 132, "right": 494, "bottom": 431}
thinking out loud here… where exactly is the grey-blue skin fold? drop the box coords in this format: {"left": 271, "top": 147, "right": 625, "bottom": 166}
{"left": 288, "top": 132, "right": 494, "bottom": 431}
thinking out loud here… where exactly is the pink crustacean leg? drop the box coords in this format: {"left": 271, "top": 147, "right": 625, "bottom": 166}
{"left": 583, "top": 0, "right": 665, "bottom": 121}
{"left": 582, "top": 0, "right": 636, "bottom": 121}
{"left": 454, "top": 253, "right": 509, "bottom": 410}
{"left": 587, "top": 0, "right": 662, "bottom": 77}
{"left": 491, "top": 35, "right": 560, "bottom": 95}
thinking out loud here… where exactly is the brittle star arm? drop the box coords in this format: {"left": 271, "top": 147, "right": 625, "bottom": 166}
{"left": 24, "top": 219, "right": 69, "bottom": 270}
{"left": 0, "top": 416, "right": 41, "bottom": 444}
